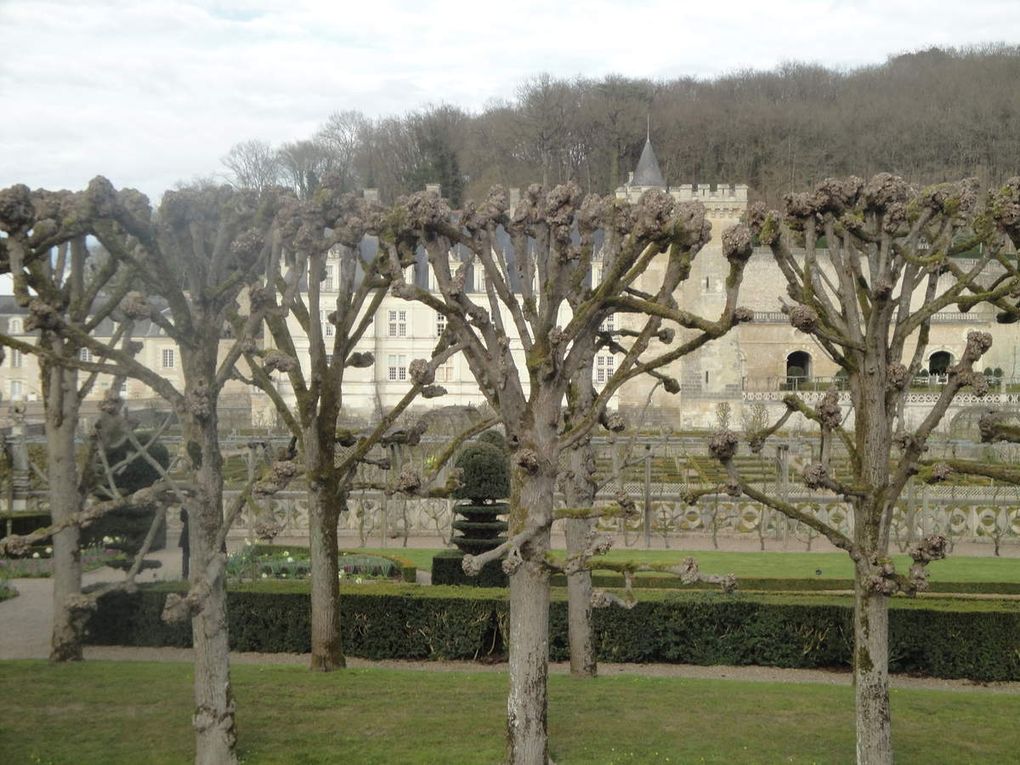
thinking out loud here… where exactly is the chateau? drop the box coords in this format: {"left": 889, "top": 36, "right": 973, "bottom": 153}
{"left": 2, "top": 141, "right": 1017, "bottom": 433}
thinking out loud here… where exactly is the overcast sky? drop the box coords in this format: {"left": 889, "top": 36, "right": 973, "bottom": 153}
{"left": 2, "top": 0, "right": 1018, "bottom": 201}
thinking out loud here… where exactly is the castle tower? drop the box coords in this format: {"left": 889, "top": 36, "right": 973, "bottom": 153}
{"left": 613, "top": 136, "right": 750, "bottom": 428}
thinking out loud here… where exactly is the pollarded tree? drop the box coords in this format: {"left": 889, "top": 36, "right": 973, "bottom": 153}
{"left": 384, "top": 183, "right": 752, "bottom": 763}
{"left": 0, "top": 184, "right": 167, "bottom": 660}
{"left": 236, "top": 177, "right": 459, "bottom": 671}
{"left": 82, "top": 180, "right": 285, "bottom": 765}
{"left": 716, "top": 175, "right": 1018, "bottom": 765}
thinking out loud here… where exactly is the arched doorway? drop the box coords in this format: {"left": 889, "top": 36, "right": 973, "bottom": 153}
{"left": 928, "top": 351, "right": 953, "bottom": 383}
{"left": 785, "top": 351, "right": 812, "bottom": 390}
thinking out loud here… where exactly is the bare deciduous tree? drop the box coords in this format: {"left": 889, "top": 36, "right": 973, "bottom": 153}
{"left": 238, "top": 179, "right": 458, "bottom": 671}
{"left": 716, "top": 175, "right": 1018, "bottom": 765}
{"left": 0, "top": 184, "right": 158, "bottom": 660}
{"left": 384, "top": 182, "right": 752, "bottom": 762}
{"left": 84, "top": 180, "right": 283, "bottom": 764}
{"left": 222, "top": 139, "right": 282, "bottom": 192}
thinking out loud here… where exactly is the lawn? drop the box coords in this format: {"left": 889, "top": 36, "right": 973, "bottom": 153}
{"left": 352, "top": 546, "right": 1020, "bottom": 584}
{"left": 1, "top": 661, "right": 1016, "bottom": 764}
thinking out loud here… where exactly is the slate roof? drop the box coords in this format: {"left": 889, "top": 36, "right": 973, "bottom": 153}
{"left": 632, "top": 138, "right": 666, "bottom": 188}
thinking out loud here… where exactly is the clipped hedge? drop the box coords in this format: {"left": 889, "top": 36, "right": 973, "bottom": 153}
{"left": 550, "top": 573, "right": 1020, "bottom": 596}
{"left": 85, "top": 584, "right": 1020, "bottom": 681}
{"left": 431, "top": 550, "right": 508, "bottom": 588}
{"left": 87, "top": 584, "right": 505, "bottom": 660}
{"left": 0, "top": 512, "right": 51, "bottom": 540}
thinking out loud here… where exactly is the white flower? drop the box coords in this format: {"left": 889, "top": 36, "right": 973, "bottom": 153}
{"left": 286, "top": 556, "right": 294, "bottom": 563}
{"left": 282, "top": 551, "right": 289, "bottom": 557}
{"left": 45, "top": 546, "right": 52, "bottom": 554}
{"left": 102, "top": 536, "right": 112, "bottom": 544}
{"left": 339, "top": 570, "right": 346, "bottom": 579}
{"left": 281, "top": 572, "right": 287, "bottom": 578}
{"left": 355, "top": 577, "right": 363, "bottom": 585}
{"left": 32, "top": 552, "right": 40, "bottom": 559}
{"left": 261, "top": 573, "right": 268, "bottom": 579}
{"left": 244, "top": 539, "right": 253, "bottom": 547}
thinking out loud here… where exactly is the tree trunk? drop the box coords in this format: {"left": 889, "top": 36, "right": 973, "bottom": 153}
{"left": 506, "top": 469, "right": 555, "bottom": 765}
{"left": 853, "top": 576, "right": 892, "bottom": 765}
{"left": 564, "top": 338, "right": 598, "bottom": 677}
{"left": 191, "top": 541, "right": 236, "bottom": 765}
{"left": 564, "top": 517, "right": 596, "bottom": 676}
{"left": 185, "top": 381, "right": 237, "bottom": 765}
{"left": 308, "top": 485, "right": 344, "bottom": 671}
{"left": 47, "top": 365, "right": 83, "bottom": 662}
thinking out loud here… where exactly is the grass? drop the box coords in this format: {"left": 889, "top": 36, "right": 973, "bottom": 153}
{"left": 587, "top": 549, "right": 1020, "bottom": 584}
{"left": 1, "top": 661, "right": 1017, "bottom": 764}
{"left": 349, "top": 546, "right": 1020, "bottom": 585}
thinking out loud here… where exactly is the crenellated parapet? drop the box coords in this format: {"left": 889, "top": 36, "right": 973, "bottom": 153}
{"left": 673, "top": 183, "right": 748, "bottom": 218}
{"left": 615, "top": 181, "right": 749, "bottom": 218}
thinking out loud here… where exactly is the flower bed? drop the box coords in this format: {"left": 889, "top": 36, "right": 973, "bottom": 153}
{"left": 0, "top": 541, "right": 121, "bottom": 578}
{"left": 224, "top": 543, "right": 415, "bottom": 583}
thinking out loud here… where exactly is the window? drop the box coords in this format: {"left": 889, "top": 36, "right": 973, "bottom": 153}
{"left": 436, "top": 360, "right": 454, "bottom": 383}
{"left": 8, "top": 318, "right": 22, "bottom": 334}
{"left": 387, "top": 354, "right": 407, "bottom": 382}
{"left": 388, "top": 309, "right": 407, "bottom": 338}
{"left": 162, "top": 348, "right": 175, "bottom": 369}
{"left": 325, "top": 354, "right": 333, "bottom": 367}
{"left": 435, "top": 312, "right": 446, "bottom": 337}
{"left": 10, "top": 380, "right": 22, "bottom": 399}
{"left": 79, "top": 348, "right": 92, "bottom": 363}
{"left": 11, "top": 349, "right": 22, "bottom": 368}
{"left": 324, "top": 265, "right": 336, "bottom": 291}
{"left": 600, "top": 314, "right": 615, "bottom": 333}
{"left": 594, "top": 355, "right": 614, "bottom": 384}
{"left": 321, "top": 310, "right": 334, "bottom": 337}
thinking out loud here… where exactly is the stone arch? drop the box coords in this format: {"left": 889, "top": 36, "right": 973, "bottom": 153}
{"left": 928, "top": 350, "right": 953, "bottom": 376}
{"left": 786, "top": 350, "right": 812, "bottom": 388}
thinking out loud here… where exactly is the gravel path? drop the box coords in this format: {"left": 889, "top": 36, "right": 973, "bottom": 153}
{"left": 2, "top": 542, "right": 1017, "bottom": 695}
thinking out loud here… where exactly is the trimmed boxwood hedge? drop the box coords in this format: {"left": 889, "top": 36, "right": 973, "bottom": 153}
{"left": 551, "top": 573, "right": 1020, "bottom": 596}
{"left": 85, "top": 584, "right": 1020, "bottom": 681}
{"left": 431, "top": 550, "right": 508, "bottom": 588}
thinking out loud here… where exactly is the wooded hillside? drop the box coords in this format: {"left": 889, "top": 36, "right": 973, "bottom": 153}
{"left": 225, "top": 45, "right": 1020, "bottom": 205}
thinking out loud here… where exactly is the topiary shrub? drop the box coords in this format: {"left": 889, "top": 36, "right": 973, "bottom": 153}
{"left": 476, "top": 429, "right": 507, "bottom": 452}
{"left": 452, "top": 442, "right": 510, "bottom": 505}
{"left": 434, "top": 441, "right": 510, "bottom": 586}
{"left": 82, "top": 432, "right": 171, "bottom": 554}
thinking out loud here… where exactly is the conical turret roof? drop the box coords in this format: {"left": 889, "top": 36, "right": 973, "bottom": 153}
{"left": 632, "top": 137, "right": 666, "bottom": 187}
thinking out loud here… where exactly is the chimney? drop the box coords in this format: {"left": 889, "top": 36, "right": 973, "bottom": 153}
{"left": 363, "top": 188, "right": 380, "bottom": 203}
{"left": 425, "top": 183, "right": 441, "bottom": 196}
{"left": 509, "top": 187, "right": 521, "bottom": 213}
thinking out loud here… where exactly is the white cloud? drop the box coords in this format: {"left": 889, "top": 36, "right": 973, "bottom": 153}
{"left": 1, "top": 0, "right": 1017, "bottom": 199}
